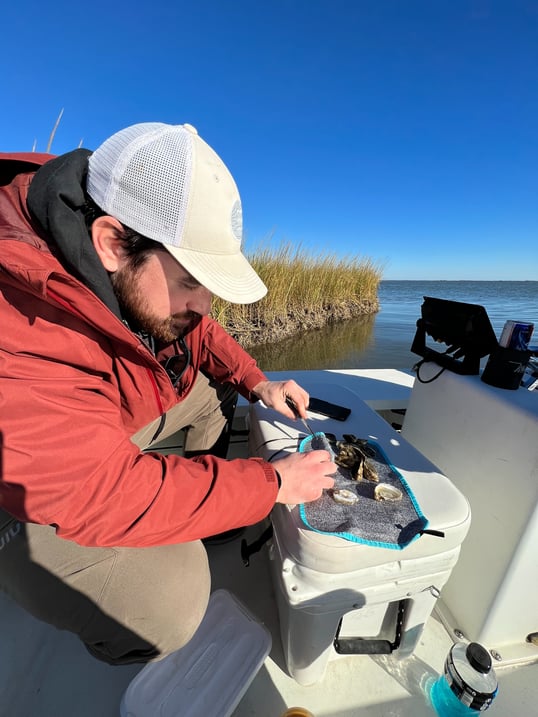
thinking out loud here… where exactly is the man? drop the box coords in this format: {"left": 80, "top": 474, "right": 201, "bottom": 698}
{"left": 0, "top": 122, "right": 335, "bottom": 665}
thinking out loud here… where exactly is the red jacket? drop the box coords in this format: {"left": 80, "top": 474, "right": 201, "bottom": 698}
{"left": 0, "top": 152, "right": 278, "bottom": 547}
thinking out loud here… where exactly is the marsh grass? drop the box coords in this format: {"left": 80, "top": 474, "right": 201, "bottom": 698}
{"left": 212, "top": 243, "right": 383, "bottom": 347}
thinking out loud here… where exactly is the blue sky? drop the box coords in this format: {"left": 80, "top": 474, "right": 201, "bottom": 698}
{"left": 3, "top": 1, "right": 537, "bottom": 280}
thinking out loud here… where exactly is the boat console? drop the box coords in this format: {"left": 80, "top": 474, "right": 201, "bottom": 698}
{"left": 402, "top": 363, "right": 538, "bottom": 667}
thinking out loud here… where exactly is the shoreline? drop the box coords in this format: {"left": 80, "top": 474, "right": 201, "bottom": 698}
{"left": 223, "top": 298, "right": 380, "bottom": 348}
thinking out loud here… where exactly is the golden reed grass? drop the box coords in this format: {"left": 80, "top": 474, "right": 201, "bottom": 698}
{"left": 212, "top": 243, "right": 384, "bottom": 347}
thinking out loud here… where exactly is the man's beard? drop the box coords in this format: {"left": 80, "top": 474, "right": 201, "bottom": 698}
{"left": 110, "top": 263, "right": 193, "bottom": 343}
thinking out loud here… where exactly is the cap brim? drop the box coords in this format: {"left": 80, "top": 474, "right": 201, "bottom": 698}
{"left": 163, "top": 245, "right": 267, "bottom": 304}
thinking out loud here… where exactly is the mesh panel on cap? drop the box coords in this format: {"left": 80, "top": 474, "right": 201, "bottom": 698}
{"left": 109, "top": 128, "right": 193, "bottom": 245}
{"left": 89, "top": 124, "right": 193, "bottom": 246}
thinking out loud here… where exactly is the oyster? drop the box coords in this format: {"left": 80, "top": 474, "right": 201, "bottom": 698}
{"left": 342, "top": 434, "right": 376, "bottom": 458}
{"left": 330, "top": 488, "right": 359, "bottom": 506}
{"left": 374, "top": 483, "right": 403, "bottom": 502}
{"left": 334, "top": 437, "right": 379, "bottom": 483}
{"left": 334, "top": 442, "right": 359, "bottom": 468}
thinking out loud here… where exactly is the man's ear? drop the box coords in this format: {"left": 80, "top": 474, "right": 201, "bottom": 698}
{"left": 91, "top": 216, "right": 127, "bottom": 272}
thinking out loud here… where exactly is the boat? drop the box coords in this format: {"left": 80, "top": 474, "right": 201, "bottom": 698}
{"left": 1, "top": 359, "right": 537, "bottom": 716}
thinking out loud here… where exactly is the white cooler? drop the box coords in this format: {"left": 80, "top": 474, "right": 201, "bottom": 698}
{"left": 248, "top": 383, "right": 471, "bottom": 685}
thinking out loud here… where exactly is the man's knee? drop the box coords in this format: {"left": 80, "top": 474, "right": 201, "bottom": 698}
{"left": 183, "top": 380, "right": 238, "bottom": 456}
{"left": 83, "top": 540, "right": 211, "bottom": 665}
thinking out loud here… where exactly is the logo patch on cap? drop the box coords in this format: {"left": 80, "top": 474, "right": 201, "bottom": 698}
{"left": 231, "top": 200, "right": 242, "bottom": 243}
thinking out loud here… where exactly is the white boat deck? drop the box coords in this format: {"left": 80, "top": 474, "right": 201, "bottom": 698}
{"left": 1, "top": 369, "right": 536, "bottom": 716}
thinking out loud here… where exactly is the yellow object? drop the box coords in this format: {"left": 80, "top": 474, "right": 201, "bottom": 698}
{"left": 280, "top": 709, "right": 315, "bottom": 717}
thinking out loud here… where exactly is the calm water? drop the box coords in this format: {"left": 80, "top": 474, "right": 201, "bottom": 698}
{"left": 249, "top": 281, "right": 538, "bottom": 372}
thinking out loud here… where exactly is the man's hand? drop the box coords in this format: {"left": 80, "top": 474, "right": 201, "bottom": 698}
{"left": 272, "top": 450, "right": 336, "bottom": 504}
{"left": 252, "top": 379, "right": 309, "bottom": 420}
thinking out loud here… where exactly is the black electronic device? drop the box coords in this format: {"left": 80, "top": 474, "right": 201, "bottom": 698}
{"left": 411, "top": 296, "right": 498, "bottom": 375}
{"left": 307, "top": 397, "right": 351, "bottom": 421}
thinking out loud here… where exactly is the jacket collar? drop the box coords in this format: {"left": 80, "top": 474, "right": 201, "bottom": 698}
{"left": 26, "top": 149, "right": 122, "bottom": 319}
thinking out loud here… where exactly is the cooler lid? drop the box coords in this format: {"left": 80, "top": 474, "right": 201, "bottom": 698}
{"left": 120, "top": 589, "right": 271, "bottom": 717}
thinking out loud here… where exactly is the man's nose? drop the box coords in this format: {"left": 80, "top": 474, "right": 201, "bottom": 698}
{"left": 187, "top": 286, "right": 212, "bottom": 316}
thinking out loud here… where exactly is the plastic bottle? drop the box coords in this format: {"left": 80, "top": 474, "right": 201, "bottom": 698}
{"left": 430, "top": 642, "right": 498, "bottom": 716}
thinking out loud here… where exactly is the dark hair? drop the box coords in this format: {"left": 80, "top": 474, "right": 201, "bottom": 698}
{"left": 83, "top": 195, "right": 163, "bottom": 271}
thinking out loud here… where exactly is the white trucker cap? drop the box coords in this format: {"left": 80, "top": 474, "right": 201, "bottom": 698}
{"left": 87, "top": 122, "right": 267, "bottom": 304}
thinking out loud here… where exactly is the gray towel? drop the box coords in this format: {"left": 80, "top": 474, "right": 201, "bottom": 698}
{"left": 299, "top": 433, "right": 428, "bottom": 549}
